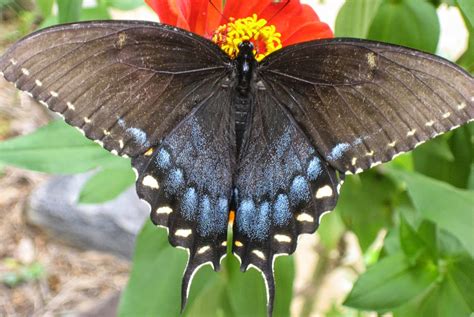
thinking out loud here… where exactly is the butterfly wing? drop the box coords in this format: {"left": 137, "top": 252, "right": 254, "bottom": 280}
{"left": 132, "top": 83, "right": 235, "bottom": 311}
{"left": 0, "top": 20, "right": 230, "bottom": 157}
{"left": 0, "top": 20, "right": 235, "bottom": 310}
{"left": 259, "top": 38, "right": 474, "bottom": 174}
{"left": 233, "top": 88, "right": 341, "bottom": 316}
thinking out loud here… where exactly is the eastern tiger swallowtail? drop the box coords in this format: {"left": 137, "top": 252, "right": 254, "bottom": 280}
{"left": 0, "top": 20, "right": 473, "bottom": 316}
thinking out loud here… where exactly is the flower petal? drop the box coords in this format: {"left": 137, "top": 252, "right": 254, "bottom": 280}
{"left": 283, "top": 21, "right": 333, "bottom": 45}
{"left": 222, "top": 0, "right": 273, "bottom": 22}
{"left": 145, "top": 0, "right": 191, "bottom": 30}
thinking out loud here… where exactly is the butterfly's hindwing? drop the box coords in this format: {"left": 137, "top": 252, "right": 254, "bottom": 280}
{"left": 233, "top": 87, "right": 340, "bottom": 315}
{"left": 132, "top": 84, "right": 235, "bottom": 310}
{"left": 0, "top": 21, "right": 230, "bottom": 157}
{"left": 260, "top": 38, "right": 474, "bottom": 174}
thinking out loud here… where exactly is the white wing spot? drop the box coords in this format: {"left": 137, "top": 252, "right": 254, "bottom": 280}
{"left": 21, "top": 68, "right": 30, "bottom": 76}
{"left": 83, "top": 117, "right": 91, "bottom": 123}
{"left": 175, "top": 229, "right": 192, "bottom": 238}
{"left": 111, "top": 150, "right": 118, "bottom": 155}
{"left": 74, "top": 127, "right": 85, "bottom": 136}
{"left": 296, "top": 213, "right": 314, "bottom": 223}
{"left": 351, "top": 157, "right": 357, "bottom": 166}
{"left": 388, "top": 141, "right": 397, "bottom": 147}
{"left": 315, "top": 185, "right": 333, "bottom": 199}
{"left": 457, "top": 102, "right": 466, "bottom": 110}
{"left": 142, "top": 175, "right": 159, "bottom": 189}
{"left": 425, "top": 120, "right": 435, "bottom": 127}
{"left": 407, "top": 129, "right": 416, "bottom": 137}
{"left": 39, "top": 100, "right": 48, "bottom": 107}
{"left": 50, "top": 91, "right": 59, "bottom": 97}
{"left": 156, "top": 206, "right": 172, "bottom": 215}
{"left": 274, "top": 234, "right": 291, "bottom": 243}
{"left": 355, "top": 168, "right": 364, "bottom": 174}
{"left": 252, "top": 250, "right": 266, "bottom": 260}
{"left": 370, "top": 161, "right": 382, "bottom": 168}
{"left": 414, "top": 141, "right": 425, "bottom": 147}
{"left": 442, "top": 112, "right": 451, "bottom": 118}
{"left": 221, "top": 241, "right": 227, "bottom": 247}
{"left": 94, "top": 140, "right": 104, "bottom": 147}
{"left": 366, "top": 150, "right": 374, "bottom": 157}
{"left": 67, "top": 102, "right": 75, "bottom": 110}
{"left": 103, "top": 130, "right": 111, "bottom": 136}
{"left": 197, "top": 246, "right": 211, "bottom": 254}
{"left": 392, "top": 151, "right": 406, "bottom": 159}
{"left": 10, "top": 58, "right": 17, "bottom": 65}
{"left": 35, "top": 79, "right": 43, "bottom": 87}
{"left": 235, "top": 241, "right": 243, "bottom": 247}
{"left": 119, "top": 139, "right": 124, "bottom": 149}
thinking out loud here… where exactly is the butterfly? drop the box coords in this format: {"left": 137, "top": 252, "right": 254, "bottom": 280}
{"left": 0, "top": 20, "right": 473, "bottom": 316}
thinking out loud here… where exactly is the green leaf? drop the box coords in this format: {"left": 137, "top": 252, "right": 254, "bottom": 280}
{"left": 337, "top": 171, "right": 398, "bottom": 251}
{"left": 225, "top": 255, "right": 295, "bottom": 317}
{"left": 106, "top": 0, "right": 144, "bottom": 10}
{"left": 399, "top": 215, "right": 428, "bottom": 261}
{"left": 317, "top": 210, "right": 346, "bottom": 250}
{"left": 56, "top": 0, "right": 83, "bottom": 23}
{"left": 389, "top": 169, "right": 474, "bottom": 257}
{"left": 457, "top": 0, "right": 474, "bottom": 29}
{"left": 394, "top": 254, "right": 474, "bottom": 317}
{"left": 0, "top": 121, "right": 127, "bottom": 174}
{"left": 413, "top": 125, "right": 473, "bottom": 189}
{"left": 367, "top": 0, "right": 440, "bottom": 53}
{"left": 118, "top": 222, "right": 218, "bottom": 316}
{"left": 78, "top": 165, "right": 135, "bottom": 204}
{"left": 335, "top": 0, "right": 383, "bottom": 38}
{"left": 344, "top": 253, "right": 438, "bottom": 311}
{"left": 186, "top": 275, "right": 231, "bottom": 317}
{"left": 80, "top": 6, "right": 111, "bottom": 20}
{"left": 36, "top": 0, "right": 55, "bottom": 18}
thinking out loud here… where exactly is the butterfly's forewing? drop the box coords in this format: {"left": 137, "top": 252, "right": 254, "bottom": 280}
{"left": 259, "top": 38, "right": 474, "bottom": 174}
{"left": 132, "top": 82, "right": 235, "bottom": 309}
{"left": 233, "top": 88, "right": 341, "bottom": 315}
{"left": 0, "top": 21, "right": 230, "bottom": 157}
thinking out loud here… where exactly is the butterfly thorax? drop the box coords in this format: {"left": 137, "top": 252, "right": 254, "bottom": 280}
{"left": 234, "top": 41, "right": 257, "bottom": 152}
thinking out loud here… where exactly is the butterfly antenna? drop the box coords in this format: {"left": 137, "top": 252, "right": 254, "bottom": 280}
{"left": 209, "top": 0, "right": 229, "bottom": 23}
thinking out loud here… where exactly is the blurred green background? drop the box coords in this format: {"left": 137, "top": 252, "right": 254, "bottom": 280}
{"left": 0, "top": 0, "right": 473, "bottom": 316}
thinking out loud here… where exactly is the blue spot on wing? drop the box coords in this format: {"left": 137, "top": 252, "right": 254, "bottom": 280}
{"left": 307, "top": 157, "right": 322, "bottom": 181}
{"left": 273, "top": 194, "right": 291, "bottom": 226}
{"left": 328, "top": 143, "right": 350, "bottom": 160}
{"left": 237, "top": 199, "right": 255, "bottom": 237}
{"left": 198, "top": 195, "right": 212, "bottom": 235}
{"left": 289, "top": 175, "right": 310, "bottom": 206}
{"left": 156, "top": 148, "right": 171, "bottom": 170}
{"left": 255, "top": 202, "right": 271, "bottom": 240}
{"left": 166, "top": 168, "right": 184, "bottom": 194}
{"left": 181, "top": 187, "right": 197, "bottom": 220}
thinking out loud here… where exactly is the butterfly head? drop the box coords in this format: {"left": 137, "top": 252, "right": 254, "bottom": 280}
{"left": 212, "top": 14, "right": 282, "bottom": 61}
{"left": 238, "top": 41, "right": 255, "bottom": 57}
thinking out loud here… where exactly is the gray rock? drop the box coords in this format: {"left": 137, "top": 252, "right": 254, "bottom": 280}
{"left": 26, "top": 172, "right": 150, "bottom": 259}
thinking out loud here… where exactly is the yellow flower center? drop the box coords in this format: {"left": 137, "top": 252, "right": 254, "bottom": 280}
{"left": 212, "top": 14, "right": 282, "bottom": 61}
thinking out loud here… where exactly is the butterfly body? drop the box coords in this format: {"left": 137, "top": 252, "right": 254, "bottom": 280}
{"left": 0, "top": 21, "right": 472, "bottom": 317}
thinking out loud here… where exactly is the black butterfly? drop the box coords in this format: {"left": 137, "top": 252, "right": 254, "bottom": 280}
{"left": 0, "top": 20, "right": 473, "bottom": 316}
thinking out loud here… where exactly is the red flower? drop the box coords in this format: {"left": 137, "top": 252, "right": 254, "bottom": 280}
{"left": 146, "top": 0, "right": 333, "bottom": 59}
